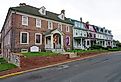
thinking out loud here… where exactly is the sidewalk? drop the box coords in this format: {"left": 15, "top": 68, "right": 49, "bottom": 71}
{"left": 0, "top": 51, "right": 121, "bottom": 79}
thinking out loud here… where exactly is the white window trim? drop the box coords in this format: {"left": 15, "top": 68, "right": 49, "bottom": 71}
{"left": 36, "top": 18, "right": 41, "bottom": 28}
{"left": 68, "top": 36, "right": 70, "bottom": 45}
{"left": 48, "top": 21, "right": 53, "bottom": 29}
{"left": 35, "top": 33, "right": 42, "bottom": 45}
{"left": 66, "top": 26, "right": 70, "bottom": 32}
{"left": 58, "top": 24, "right": 62, "bottom": 31}
{"left": 66, "top": 36, "right": 70, "bottom": 45}
{"left": 21, "top": 49, "right": 28, "bottom": 53}
{"left": 20, "top": 32, "right": 29, "bottom": 44}
{"left": 39, "top": 6, "right": 46, "bottom": 15}
{"left": 22, "top": 16, "right": 28, "bottom": 26}
{"left": 16, "top": 12, "right": 72, "bottom": 26}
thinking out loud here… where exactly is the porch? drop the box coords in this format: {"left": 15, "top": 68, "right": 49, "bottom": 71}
{"left": 44, "top": 29, "right": 65, "bottom": 53}
{"left": 73, "top": 38, "right": 86, "bottom": 49}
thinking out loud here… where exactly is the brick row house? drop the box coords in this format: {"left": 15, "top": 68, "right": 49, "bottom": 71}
{"left": 1, "top": 3, "right": 73, "bottom": 59}
{"left": 1, "top": 3, "right": 115, "bottom": 61}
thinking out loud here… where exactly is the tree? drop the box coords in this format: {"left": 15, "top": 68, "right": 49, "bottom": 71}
{"left": 114, "top": 40, "right": 121, "bottom": 47}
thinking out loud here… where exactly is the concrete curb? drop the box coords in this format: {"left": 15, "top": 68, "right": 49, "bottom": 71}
{"left": 0, "top": 51, "right": 121, "bottom": 79}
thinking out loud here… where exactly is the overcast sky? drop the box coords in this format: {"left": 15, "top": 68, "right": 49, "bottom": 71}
{"left": 0, "top": 0, "right": 121, "bottom": 41}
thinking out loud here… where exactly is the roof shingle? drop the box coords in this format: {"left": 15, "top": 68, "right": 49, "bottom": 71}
{"left": 10, "top": 5, "right": 73, "bottom": 25}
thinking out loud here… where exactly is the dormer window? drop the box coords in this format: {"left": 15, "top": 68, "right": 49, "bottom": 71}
{"left": 58, "top": 10, "right": 65, "bottom": 20}
{"left": 96, "top": 27, "right": 99, "bottom": 31}
{"left": 105, "top": 30, "right": 107, "bottom": 33}
{"left": 39, "top": 6, "right": 46, "bottom": 15}
{"left": 42, "top": 8, "right": 45, "bottom": 14}
{"left": 101, "top": 28, "right": 103, "bottom": 32}
{"left": 61, "top": 14, "right": 64, "bottom": 19}
{"left": 108, "top": 31, "right": 111, "bottom": 34}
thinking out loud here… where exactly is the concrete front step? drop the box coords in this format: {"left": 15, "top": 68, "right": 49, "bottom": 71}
{"left": 62, "top": 52, "right": 78, "bottom": 58}
{"left": 52, "top": 49, "right": 65, "bottom": 53}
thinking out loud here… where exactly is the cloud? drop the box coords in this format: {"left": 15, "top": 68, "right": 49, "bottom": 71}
{"left": 0, "top": 0, "right": 121, "bottom": 41}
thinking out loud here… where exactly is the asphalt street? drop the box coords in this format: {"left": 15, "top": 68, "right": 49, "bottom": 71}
{"left": 1, "top": 52, "right": 121, "bottom": 82}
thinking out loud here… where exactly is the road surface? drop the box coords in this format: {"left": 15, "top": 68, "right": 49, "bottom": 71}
{"left": 1, "top": 52, "right": 121, "bottom": 82}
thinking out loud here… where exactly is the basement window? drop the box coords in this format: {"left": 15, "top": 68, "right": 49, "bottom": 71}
{"left": 21, "top": 49, "right": 28, "bottom": 53}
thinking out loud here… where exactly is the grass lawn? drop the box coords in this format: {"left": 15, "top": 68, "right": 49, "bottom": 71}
{"left": 21, "top": 52, "right": 58, "bottom": 57}
{"left": 0, "top": 58, "right": 17, "bottom": 72}
{"left": 0, "top": 63, "right": 17, "bottom": 72}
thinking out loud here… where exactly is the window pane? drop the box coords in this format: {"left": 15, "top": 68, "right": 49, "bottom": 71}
{"left": 36, "top": 35, "right": 40, "bottom": 43}
{"left": 22, "top": 33, "right": 27, "bottom": 43}
{"left": 87, "top": 41, "right": 89, "bottom": 45}
{"left": 66, "top": 26, "right": 69, "bottom": 32}
{"left": 58, "top": 24, "right": 62, "bottom": 31}
{"left": 66, "top": 36, "right": 70, "bottom": 46}
{"left": 48, "top": 21, "right": 52, "bottom": 29}
{"left": 49, "top": 22, "right": 51, "bottom": 29}
{"left": 36, "top": 19, "right": 41, "bottom": 27}
{"left": 22, "top": 16, "right": 28, "bottom": 25}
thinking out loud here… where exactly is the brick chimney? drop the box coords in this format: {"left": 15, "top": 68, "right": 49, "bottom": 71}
{"left": 85, "top": 21, "right": 89, "bottom": 29}
{"left": 80, "top": 17, "right": 82, "bottom": 22}
{"left": 19, "top": 3, "right": 26, "bottom": 6}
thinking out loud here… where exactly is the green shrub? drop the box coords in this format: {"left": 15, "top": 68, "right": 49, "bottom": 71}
{"left": 21, "top": 52, "right": 58, "bottom": 57}
{"left": 90, "top": 45, "right": 103, "bottom": 50}
{"left": 108, "top": 47, "right": 121, "bottom": 51}
{"left": 67, "top": 49, "right": 85, "bottom": 52}
{"left": 0, "top": 58, "right": 8, "bottom": 64}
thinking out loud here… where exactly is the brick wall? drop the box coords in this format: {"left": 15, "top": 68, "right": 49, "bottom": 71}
{"left": 12, "top": 13, "right": 73, "bottom": 52}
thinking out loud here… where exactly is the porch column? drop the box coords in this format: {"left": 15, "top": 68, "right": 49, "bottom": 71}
{"left": 104, "top": 40, "right": 106, "bottom": 47}
{"left": 61, "top": 35, "right": 63, "bottom": 49}
{"left": 89, "top": 39, "right": 91, "bottom": 47}
{"left": 51, "top": 34, "right": 53, "bottom": 49}
{"left": 81, "top": 38, "right": 82, "bottom": 49}
{"left": 85, "top": 39, "right": 87, "bottom": 48}
{"left": 45, "top": 36, "right": 46, "bottom": 49}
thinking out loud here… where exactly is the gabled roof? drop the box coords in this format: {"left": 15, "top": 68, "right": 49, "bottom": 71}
{"left": 43, "top": 28, "right": 65, "bottom": 35}
{"left": 10, "top": 5, "right": 73, "bottom": 25}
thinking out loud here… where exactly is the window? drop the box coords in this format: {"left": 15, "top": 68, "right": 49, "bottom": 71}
{"left": 21, "top": 49, "right": 28, "bottom": 53}
{"left": 39, "top": 6, "right": 46, "bottom": 15}
{"left": 75, "top": 22, "right": 78, "bottom": 27}
{"left": 20, "top": 32, "right": 29, "bottom": 44}
{"left": 58, "top": 24, "right": 62, "bottom": 31}
{"left": 22, "top": 16, "right": 28, "bottom": 26}
{"left": 35, "top": 33, "right": 42, "bottom": 44}
{"left": 105, "top": 30, "right": 107, "bottom": 33}
{"left": 94, "top": 34, "right": 96, "bottom": 38}
{"left": 87, "top": 41, "right": 90, "bottom": 45}
{"left": 108, "top": 31, "right": 111, "bottom": 34}
{"left": 42, "top": 9, "right": 45, "bottom": 14}
{"left": 66, "top": 26, "right": 69, "bottom": 32}
{"left": 76, "top": 32, "right": 78, "bottom": 35}
{"left": 48, "top": 21, "right": 53, "bottom": 29}
{"left": 36, "top": 18, "right": 41, "bottom": 28}
{"left": 66, "top": 36, "right": 70, "bottom": 46}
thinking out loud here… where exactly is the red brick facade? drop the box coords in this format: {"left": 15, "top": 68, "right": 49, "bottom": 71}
{"left": 2, "top": 12, "right": 73, "bottom": 53}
